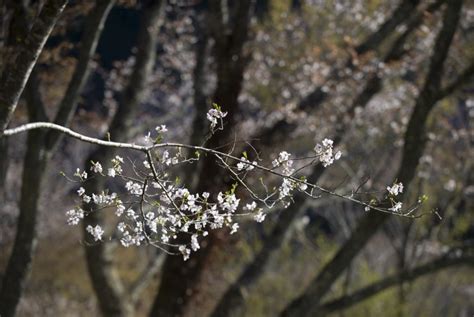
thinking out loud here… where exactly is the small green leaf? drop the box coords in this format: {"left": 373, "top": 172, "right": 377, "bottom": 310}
{"left": 230, "top": 183, "right": 238, "bottom": 194}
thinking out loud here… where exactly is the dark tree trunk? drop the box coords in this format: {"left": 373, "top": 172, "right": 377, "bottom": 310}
{"left": 0, "top": 0, "right": 68, "bottom": 134}
{"left": 81, "top": 1, "right": 165, "bottom": 316}
{"left": 149, "top": 1, "right": 253, "bottom": 316}
{"left": 280, "top": 1, "right": 464, "bottom": 315}
{"left": 209, "top": 2, "right": 438, "bottom": 313}
{"left": 316, "top": 243, "right": 474, "bottom": 315}
{"left": 255, "top": 0, "right": 270, "bottom": 20}
{"left": 247, "top": 0, "right": 430, "bottom": 153}
{"left": 0, "top": 137, "right": 8, "bottom": 202}
{"left": 0, "top": 129, "right": 46, "bottom": 317}
{"left": 0, "top": 2, "right": 114, "bottom": 315}
{"left": 291, "top": 0, "right": 303, "bottom": 13}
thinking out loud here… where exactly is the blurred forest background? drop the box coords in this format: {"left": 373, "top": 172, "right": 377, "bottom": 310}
{"left": 0, "top": 0, "right": 473, "bottom": 316}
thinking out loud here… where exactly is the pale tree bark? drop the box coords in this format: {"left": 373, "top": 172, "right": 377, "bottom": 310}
{"left": 209, "top": 2, "right": 444, "bottom": 315}
{"left": 0, "top": 2, "right": 114, "bottom": 316}
{"left": 0, "top": 0, "right": 68, "bottom": 135}
{"left": 280, "top": 1, "right": 466, "bottom": 315}
{"left": 149, "top": 1, "right": 254, "bottom": 316}
{"left": 81, "top": 1, "right": 166, "bottom": 316}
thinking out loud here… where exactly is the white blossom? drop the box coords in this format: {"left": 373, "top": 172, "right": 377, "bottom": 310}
{"left": 254, "top": 210, "right": 266, "bottom": 223}
{"left": 314, "top": 138, "right": 341, "bottom": 167}
{"left": 237, "top": 157, "right": 256, "bottom": 171}
{"left": 278, "top": 151, "right": 291, "bottom": 163}
{"left": 116, "top": 203, "right": 126, "bottom": 216}
{"left": 387, "top": 182, "right": 404, "bottom": 196}
{"left": 191, "top": 234, "right": 200, "bottom": 251}
{"left": 90, "top": 161, "right": 103, "bottom": 174}
{"left": 179, "top": 245, "right": 191, "bottom": 261}
{"left": 66, "top": 207, "right": 84, "bottom": 225}
{"left": 86, "top": 225, "right": 104, "bottom": 241}
{"left": 117, "top": 222, "right": 126, "bottom": 232}
{"left": 298, "top": 182, "right": 308, "bottom": 191}
{"left": 107, "top": 168, "right": 116, "bottom": 177}
{"left": 155, "top": 125, "right": 168, "bottom": 133}
{"left": 230, "top": 223, "right": 239, "bottom": 234}
{"left": 272, "top": 151, "right": 294, "bottom": 175}
{"left": 125, "top": 181, "right": 143, "bottom": 196}
{"left": 82, "top": 195, "right": 91, "bottom": 204}
{"left": 389, "top": 201, "right": 403, "bottom": 212}
{"left": 75, "top": 168, "right": 87, "bottom": 179}
{"left": 161, "top": 233, "right": 170, "bottom": 243}
{"left": 144, "top": 132, "right": 153, "bottom": 144}
{"left": 207, "top": 107, "right": 228, "bottom": 130}
{"left": 243, "top": 201, "right": 257, "bottom": 211}
{"left": 77, "top": 187, "right": 85, "bottom": 196}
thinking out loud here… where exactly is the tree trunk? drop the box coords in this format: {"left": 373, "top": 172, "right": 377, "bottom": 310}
{"left": 81, "top": 1, "right": 165, "bottom": 315}
{"left": 149, "top": 1, "right": 253, "bottom": 316}
{"left": 209, "top": 2, "right": 437, "bottom": 312}
{"left": 0, "top": 130, "right": 46, "bottom": 317}
{"left": 0, "top": 2, "right": 114, "bottom": 315}
{"left": 0, "top": 0, "right": 68, "bottom": 134}
{"left": 316, "top": 244, "right": 474, "bottom": 314}
{"left": 280, "top": 1, "right": 464, "bottom": 315}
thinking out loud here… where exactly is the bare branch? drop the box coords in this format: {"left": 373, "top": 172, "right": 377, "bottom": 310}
{"left": 129, "top": 253, "right": 165, "bottom": 303}
{"left": 317, "top": 245, "right": 474, "bottom": 314}
{"left": 437, "top": 62, "right": 474, "bottom": 100}
{"left": 355, "top": 0, "right": 423, "bottom": 55}
{"left": 45, "top": 0, "right": 116, "bottom": 151}
{"left": 5, "top": 122, "right": 148, "bottom": 150}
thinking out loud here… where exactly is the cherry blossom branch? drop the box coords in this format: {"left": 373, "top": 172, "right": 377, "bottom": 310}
{"left": 4, "top": 122, "right": 147, "bottom": 150}
{"left": 4, "top": 121, "right": 430, "bottom": 219}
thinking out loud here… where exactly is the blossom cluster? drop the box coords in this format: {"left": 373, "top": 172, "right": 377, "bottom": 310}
{"left": 63, "top": 109, "right": 418, "bottom": 260}
{"left": 66, "top": 138, "right": 340, "bottom": 260}
{"left": 314, "top": 138, "right": 342, "bottom": 167}
{"left": 387, "top": 182, "right": 403, "bottom": 196}
{"left": 68, "top": 156, "right": 267, "bottom": 260}
{"left": 207, "top": 106, "right": 228, "bottom": 130}
{"left": 386, "top": 182, "right": 404, "bottom": 212}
